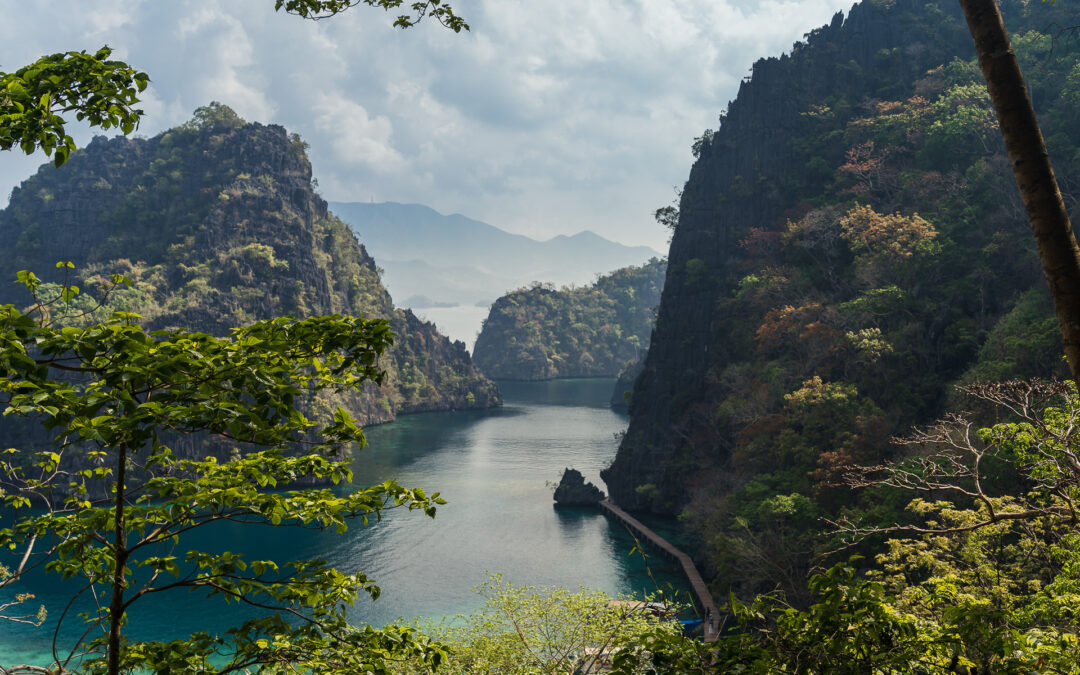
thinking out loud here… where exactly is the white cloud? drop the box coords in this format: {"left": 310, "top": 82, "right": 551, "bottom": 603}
{"left": 2, "top": 0, "right": 855, "bottom": 250}
{"left": 171, "top": 6, "right": 276, "bottom": 123}
{"left": 313, "top": 92, "right": 407, "bottom": 172}
{"left": 77, "top": 0, "right": 138, "bottom": 40}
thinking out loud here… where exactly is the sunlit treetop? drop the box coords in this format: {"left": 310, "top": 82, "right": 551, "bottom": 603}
{"left": 0, "top": 47, "right": 148, "bottom": 167}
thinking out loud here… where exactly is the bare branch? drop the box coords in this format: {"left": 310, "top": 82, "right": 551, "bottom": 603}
{"left": 836, "top": 380, "right": 1080, "bottom": 540}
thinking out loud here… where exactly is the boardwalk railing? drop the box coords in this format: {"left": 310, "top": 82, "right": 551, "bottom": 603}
{"left": 598, "top": 499, "right": 720, "bottom": 642}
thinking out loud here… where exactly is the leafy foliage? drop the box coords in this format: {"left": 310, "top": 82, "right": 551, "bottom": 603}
{"left": 275, "top": 0, "right": 468, "bottom": 31}
{"left": 0, "top": 47, "right": 148, "bottom": 167}
{"left": 473, "top": 259, "right": 666, "bottom": 380}
{"left": 0, "top": 270, "right": 448, "bottom": 673}
{"left": 408, "top": 575, "right": 681, "bottom": 674}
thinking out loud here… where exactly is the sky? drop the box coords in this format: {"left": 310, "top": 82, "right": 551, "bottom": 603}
{"left": 2, "top": 0, "right": 854, "bottom": 251}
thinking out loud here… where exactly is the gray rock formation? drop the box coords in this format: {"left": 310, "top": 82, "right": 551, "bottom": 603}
{"left": 0, "top": 108, "right": 501, "bottom": 433}
{"left": 553, "top": 468, "right": 605, "bottom": 507}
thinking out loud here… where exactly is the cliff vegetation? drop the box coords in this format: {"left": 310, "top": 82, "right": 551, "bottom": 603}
{"left": 0, "top": 103, "right": 500, "bottom": 436}
{"left": 603, "top": 0, "right": 1080, "bottom": 606}
{"left": 472, "top": 258, "right": 665, "bottom": 380}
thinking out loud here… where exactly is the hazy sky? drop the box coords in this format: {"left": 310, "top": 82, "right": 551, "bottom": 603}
{"left": 2, "top": 0, "right": 853, "bottom": 251}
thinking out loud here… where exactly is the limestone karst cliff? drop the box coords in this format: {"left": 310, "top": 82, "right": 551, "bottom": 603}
{"left": 602, "top": 0, "right": 1076, "bottom": 541}
{"left": 0, "top": 104, "right": 500, "bottom": 433}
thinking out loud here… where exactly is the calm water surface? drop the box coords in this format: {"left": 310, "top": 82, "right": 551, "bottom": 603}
{"left": 0, "top": 379, "right": 689, "bottom": 666}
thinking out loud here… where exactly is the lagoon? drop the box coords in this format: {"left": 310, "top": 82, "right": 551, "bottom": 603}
{"left": 0, "top": 378, "right": 689, "bottom": 666}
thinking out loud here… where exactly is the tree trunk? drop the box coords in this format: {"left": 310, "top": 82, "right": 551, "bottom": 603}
{"left": 107, "top": 443, "right": 128, "bottom": 675}
{"left": 958, "top": 0, "right": 1080, "bottom": 387}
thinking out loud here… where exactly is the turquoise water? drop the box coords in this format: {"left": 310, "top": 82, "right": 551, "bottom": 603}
{"left": 0, "top": 379, "right": 689, "bottom": 666}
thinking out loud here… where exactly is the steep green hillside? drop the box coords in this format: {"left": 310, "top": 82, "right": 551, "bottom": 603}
{"left": 472, "top": 258, "right": 665, "bottom": 380}
{"left": 0, "top": 104, "right": 500, "bottom": 432}
{"left": 601, "top": 0, "right": 1079, "bottom": 599}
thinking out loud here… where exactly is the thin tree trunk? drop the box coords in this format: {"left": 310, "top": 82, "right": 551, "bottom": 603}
{"left": 958, "top": 0, "right": 1080, "bottom": 387}
{"left": 107, "top": 443, "right": 128, "bottom": 675}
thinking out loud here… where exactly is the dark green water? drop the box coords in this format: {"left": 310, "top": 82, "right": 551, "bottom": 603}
{"left": 0, "top": 379, "right": 689, "bottom": 666}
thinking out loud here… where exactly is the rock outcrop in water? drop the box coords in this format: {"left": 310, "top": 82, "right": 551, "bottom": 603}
{"left": 553, "top": 468, "right": 605, "bottom": 507}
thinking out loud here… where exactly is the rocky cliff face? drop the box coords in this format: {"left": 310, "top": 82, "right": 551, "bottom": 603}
{"left": 0, "top": 105, "right": 500, "bottom": 432}
{"left": 601, "top": 0, "right": 1074, "bottom": 514}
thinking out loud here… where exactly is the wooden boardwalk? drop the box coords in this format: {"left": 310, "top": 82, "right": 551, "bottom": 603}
{"left": 599, "top": 499, "right": 720, "bottom": 642}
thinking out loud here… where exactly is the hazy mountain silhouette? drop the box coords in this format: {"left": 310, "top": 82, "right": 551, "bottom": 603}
{"left": 329, "top": 201, "right": 662, "bottom": 308}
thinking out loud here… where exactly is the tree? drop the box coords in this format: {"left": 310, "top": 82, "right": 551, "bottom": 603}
{"left": 841, "top": 379, "right": 1080, "bottom": 538}
{"left": 838, "top": 204, "right": 939, "bottom": 289}
{"left": 0, "top": 48, "right": 148, "bottom": 167}
{"left": 275, "top": 0, "right": 467, "bottom": 30}
{"left": 957, "top": 0, "right": 1080, "bottom": 388}
{"left": 0, "top": 268, "right": 447, "bottom": 673}
{"left": 411, "top": 575, "right": 680, "bottom": 675}
{"left": 653, "top": 191, "right": 681, "bottom": 244}
{"left": 0, "top": 6, "right": 473, "bottom": 671}
{"left": 820, "top": 380, "right": 1080, "bottom": 671}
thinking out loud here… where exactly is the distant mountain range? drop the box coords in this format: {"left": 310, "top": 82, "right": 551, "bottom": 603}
{"left": 328, "top": 202, "right": 662, "bottom": 309}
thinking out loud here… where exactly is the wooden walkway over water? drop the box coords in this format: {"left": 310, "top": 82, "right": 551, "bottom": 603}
{"left": 599, "top": 499, "right": 719, "bottom": 642}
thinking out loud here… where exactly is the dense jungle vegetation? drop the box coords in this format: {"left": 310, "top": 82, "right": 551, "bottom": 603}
{"left": 681, "top": 9, "right": 1080, "bottom": 598}
{"left": 472, "top": 258, "right": 665, "bottom": 380}
{"left": 598, "top": 0, "right": 1080, "bottom": 669}
{"left": 7, "top": 0, "right": 1080, "bottom": 671}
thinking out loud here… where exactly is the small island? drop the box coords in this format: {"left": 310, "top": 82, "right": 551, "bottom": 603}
{"left": 552, "top": 468, "right": 605, "bottom": 507}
